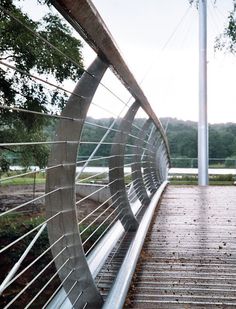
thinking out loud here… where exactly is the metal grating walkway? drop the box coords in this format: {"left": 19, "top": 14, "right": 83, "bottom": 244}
{"left": 125, "top": 185, "right": 236, "bottom": 308}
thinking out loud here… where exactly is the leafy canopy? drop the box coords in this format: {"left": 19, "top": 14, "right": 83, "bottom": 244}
{"left": 189, "top": 0, "right": 236, "bottom": 53}
{"left": 0, "top": 0, "right": 84, "bottom": 169}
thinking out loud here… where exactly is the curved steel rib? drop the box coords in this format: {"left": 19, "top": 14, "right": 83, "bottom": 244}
{"left": 45, "top": 56, "right": 107, "bottom": 309}
{"left": 109, "top": 101, "right": 140, "bottom": 232}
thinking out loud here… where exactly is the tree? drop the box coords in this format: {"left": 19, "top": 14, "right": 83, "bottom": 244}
{"left": 189, "top": 0, "right": 236, "bottom": 53}
{"left": 209, "top": 127, "right": 221, "bottom": 158}
{"left": 164, "top": 118, "right": 236, "bottom": 164}
{"left": 0, "top": 0, "right": 84, "bottom": 169}
{"left": 215, "top": 1, "right": 236, "bottom": 53}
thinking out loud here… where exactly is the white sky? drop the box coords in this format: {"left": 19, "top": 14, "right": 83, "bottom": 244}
{"left": 84, "top": 0, "right": 236, "bottom": 124}
{"left": 21, "top": 0, "right": 236, "bottom": 124}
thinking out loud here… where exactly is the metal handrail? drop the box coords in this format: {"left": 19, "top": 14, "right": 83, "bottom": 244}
{"left": 51, "top": 0, "right": 171, "bottom": 163}
{"left": 0, "top": 1, "right": 170, "bottom": 308}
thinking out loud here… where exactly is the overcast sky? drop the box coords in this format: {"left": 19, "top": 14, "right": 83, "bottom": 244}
{"left": 22, "top": 0, "right": 236, "bottom": 124}
{"left": 85, "top": 0, "right": 236, "bottom": 124}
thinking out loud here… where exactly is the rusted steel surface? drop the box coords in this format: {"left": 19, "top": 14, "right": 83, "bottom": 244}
{"left": 125, "top": 186, "right": 236, "bottom": 308}
{"left": 51, "top": 0, "right": 170, "bottom": 162}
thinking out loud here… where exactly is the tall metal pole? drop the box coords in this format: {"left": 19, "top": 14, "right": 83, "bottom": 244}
{"left": 198, "top": 0, "right": 208, "bottom": 185}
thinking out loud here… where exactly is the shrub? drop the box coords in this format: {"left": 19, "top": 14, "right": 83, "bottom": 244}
{"left": 225, "top": 157, "right": 236, "bottom": 168}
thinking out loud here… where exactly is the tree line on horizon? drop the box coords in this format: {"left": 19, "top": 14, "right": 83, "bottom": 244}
{"left": 77, "top": 117, "right": 236, "bottom": 168}
{"left": 2, "top": 116, "right": 236, "bottom": 170}
{"left": 164, "top": 117, "right": 236, "bottom": 167}
{"left": 1, "top": 0, "right": 236, "bottom": 171}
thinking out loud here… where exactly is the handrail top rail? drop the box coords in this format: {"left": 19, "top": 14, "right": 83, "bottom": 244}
{"left": 51, "top": 0, "right": 170, "bottom": 161}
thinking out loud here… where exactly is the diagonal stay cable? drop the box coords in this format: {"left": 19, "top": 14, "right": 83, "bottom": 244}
{"left": 4, "top": 248, "right": 68, "bottom": 309}
{"left": 139, "top": 4, "right": 193, "bottom": 85}
{"left": 0, "top": 212, "right": 60, "bottom": 254}
{"left": 1, "top": 235, "right": 65, "bottom": 293}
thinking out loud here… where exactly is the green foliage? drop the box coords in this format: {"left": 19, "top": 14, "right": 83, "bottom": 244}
{"left": 211, "top": 174, "right": 234, "bottom": 182}
{"left": 0, "top": 214, "right": 44, "bottom": 230}
{"left": 170, "top": 174, "right": 235, "bottom": 185}
{"left": 170, "top": 175, "right": 197, "bottom": 185}
{"left": 171, "top": 157, "right": 193, "bottom": 168}
{"left": 165, "top": 118, "right": 236, "bottom": 162}
{"left": 225, "top": 156, "right": 236, "bottom": 167}
{"left": 79, "top": 224, "right": 107, "bottom": 249}
{"left": 215, "top": 1, "right": 236, "bottom": 53}
{"left": 1, "top": 176, "right": 45, "bottom": 186}
{"left": 0, "top": 0, "right": 84, "bottom": 168}
{"left": 0, "top": 156, "right": 10, "bottom": 173}
{"left": 0, "top": 213, "right": 106, "bottom": 260}
{"left": 77, "top": 117, "right": 236, "bottom": 167}
{"left": 78, "top": 118, "right": 117, "bottom": 160}
{"left": 0, "top": 214, "right": 46, "bottom": 256}
{"left": 167, "top": 121, "right": 197, "bottom": 158}
{"left": 209, "top": 124, "right": 236, "bottom": 159}
{"left": 189, "top": 1, "right": 236, "bottom": 53}
{"left": 0, "top": 0, "right": 83, "bottom": 84}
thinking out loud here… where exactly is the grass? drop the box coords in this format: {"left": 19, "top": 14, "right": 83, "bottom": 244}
{"left": 0, "top": 213, "right": 107, "bottom": 254}
{"left": 0, "top": 211, "right": 107, "bottom": 307}
{"left": 0, "top": 171, "right": 46, "bottom": 186}
{"left": 0, "top": 177, "right": 46, "bottom": 186}
{"left": 170, "top": 174, "right": 235, "bottom": 185}
{"left": 209, "top": 164, "right": 225, "bottom": 168}
{"left": 0, "top": 213, "right": 44, "bottom": 229}
{"left": 170, "top": 180, "right": 234, "bottom": 185}
{"left": 0, "top": 170, "right": 109, "bottom": 186}
{"left": 1, "top": 170, "right": 235, "bottom": 187}
{"left": 0, "top": 213, "right": 56, "bottom": 308}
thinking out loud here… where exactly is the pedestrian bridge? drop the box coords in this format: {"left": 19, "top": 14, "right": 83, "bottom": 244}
{"left": 0, "top": 1, "right": 235, "bottom": 308}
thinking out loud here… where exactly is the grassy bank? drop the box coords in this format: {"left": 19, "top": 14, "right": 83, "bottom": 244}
{"left": 0, "top": 213, "right": 106, "bottom": 307}
{"left": 170, "top": 174, "right": 235, "bottom": 185}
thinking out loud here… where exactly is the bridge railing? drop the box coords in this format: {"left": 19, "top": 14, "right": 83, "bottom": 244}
{"left": 0, "top": 0, "right": 170, "bottom": 308}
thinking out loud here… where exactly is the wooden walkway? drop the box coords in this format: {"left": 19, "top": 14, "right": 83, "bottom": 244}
{"left": 126, "top": 185, "right": 236, "bottom": 308}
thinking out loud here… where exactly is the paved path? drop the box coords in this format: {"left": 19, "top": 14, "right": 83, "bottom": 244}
{"left": 126, "top": 185, "right": 236, "bottom": 308}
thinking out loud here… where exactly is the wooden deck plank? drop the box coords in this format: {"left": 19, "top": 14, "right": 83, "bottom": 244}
{"left": 125, "top": 185, "right": 236, "bottom": 308}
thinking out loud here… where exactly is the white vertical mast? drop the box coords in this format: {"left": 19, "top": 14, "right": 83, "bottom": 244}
{"left": 198, "top": 0, "right": 208, "bottom": 186}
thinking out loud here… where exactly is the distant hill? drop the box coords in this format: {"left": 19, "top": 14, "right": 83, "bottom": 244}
{"left": 161, "top": 118, "right": 236, "bottom": 160}
{"left": 77, "top": 116, "right": 236, "bottom": 161}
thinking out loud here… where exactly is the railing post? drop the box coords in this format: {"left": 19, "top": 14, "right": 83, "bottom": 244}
{"left": 155, "top": 142, "right": 168, "bottom": 183}
{"left": 45, "top": 56, "right": 108, "bottom": 308}
{"left": 149, "top": 130, "right": 163, "bottom": 186}
{"left": 142, "top": 126, "right": 160, "bottom": 193}
{"left": 131, "top": 119, "right": 152, "bottom": 205}
{"left": 109, "top": 102, "right": 140, "bottom": 231}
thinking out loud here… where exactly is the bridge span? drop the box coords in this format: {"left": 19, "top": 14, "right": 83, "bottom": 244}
{"left": 0, "top": 0, "right": 235, "bottom": 308}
